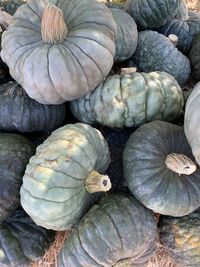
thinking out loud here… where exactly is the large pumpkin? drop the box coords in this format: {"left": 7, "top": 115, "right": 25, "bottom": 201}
{"left": 0, "top": 81, "right": 66, "bottom": 132}
{"left": 1, "top": 0, "right": 117, "bottom": 104}
{"left": 20, "top": 123, "right": 111, "bottom": 230}
{"left": 190, "top": 32, "right": 200, "bottom": 82}
{"left": 0, "top": 133, "right": 35, "bottom": 223}
{"left": 0, "top": 208, "right": 55, "bottom": 267}
{"left": 58, "top": 193, "right": 157, "bottom": 267}
{"left": 133, "top": 30, "right": 191, "bottom": 86}
{"left": 123, "top": 120, "right": 200, "bottom": 216}
{"left": 159, "top": 209, "right": 200, "bottom": 266}
{"left": 70, "top": 70, "right": 184, "bottom": 128}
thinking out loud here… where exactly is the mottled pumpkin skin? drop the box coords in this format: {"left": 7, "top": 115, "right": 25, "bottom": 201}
{"left": 190, "top": 32, "right": 200, "bottom": 82}
{"left": 0, "top": 209, "right": 55, "bottom": 267}
{"left": 175, "top": 0, "right": 188, "bottom": 20}
{"left": 1, "top": 0, "right": 117, "bottom": 104}
{"left": 160, "top": 209, "right": 200, "bottom": 267}
{"left": 0, "top": 133, "right": 35, "bottom": 223}
{"left": 133, "top": 31, "right": 191, "bottom": 86}
{"left": 20, "top": 123, "right": 111, "bottom": 230}
{"left": 0, "top": 82, "right": 66, "bottom": 132}
{"left": 123, "top": 121, "right": 200, "bottom": 216}
{"left": 109, "top": 8, "right": 138, "bottom": 62}
{"left": 58, "top": 194, "right": 157, "bottom": 267}
{"left": 0, "top": 0, "right": 27, "bottom": 14}
{"left": 125, "top": 0, "right": 181, "bottom": 30}
{"left": 70, "top": 71, "right": 184, "bottom": 128}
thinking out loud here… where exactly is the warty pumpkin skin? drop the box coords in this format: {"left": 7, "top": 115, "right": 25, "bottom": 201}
{"left": 0, "top": 209, "right": 55, "bottom": 267}
{"left": 0, "top": 133, "right": 35, "bottom": 223}
{"left": 20, "top": 123, "right": 111, "bottom": 231}
{"left": 58, "top": 193, "right": 157, "bottom": 267}
{"left": 1, "top": 0, "right": 117, "bottom": 105}
{"left": 159, "top": 209, "right": 200, "bottom": 267}
{"left": 0, "top": 81, "right": 66, "bottom": 132}
{"left": 190, "top": 32, "right": 200, "bottom": 82}
{"left": 133, "top": 30, "right": 191, "bottom": 86}
{"left": 124, "top": 0, "right": 181, "bottom": 30}
{"left": 123, "top": 120, "right": 200, "bottom": 217}
{"left": 70, "top": 70, "right": 184, "bottom": 128}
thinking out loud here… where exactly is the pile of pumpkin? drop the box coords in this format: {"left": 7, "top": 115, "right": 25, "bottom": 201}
{"left": 0, "top": 0, "right": 200, "bottom": 266}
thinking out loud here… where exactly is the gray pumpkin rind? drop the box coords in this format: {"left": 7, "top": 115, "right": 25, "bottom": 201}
{"left": 133, "top": 30, "right": 191, "bottom": 86}
{"left": 58, "top": 193, "right": 157, "bottom": 267}
{"left": 109, "top": 8, "right": 138, "bottom": 62}
{"left": 124, "top": 0, "right": 181, "bottom": 30}
{"left": 70, "top": 71, "right": 184, "bottom": 128}
{"left": 123, "top": 120, "right": 200, "bottom": 216}
{"left": 20, "top": 123, "right": 111, "bottom": 231}
{"left": 0, "top": 82, "right": 66, "bottom": 132}
{"left": 190, "top": 32, "right": 200, "bottom": 82}
{"left": 159, "top": 209, "right": 200, "bottom": 266}
{"left": 1, "top": 0, "right": 117, "bottom": 105}
{"left": 0, "top": 209, "right": 55, "bottom": 267}
{"left": 175, "top": 0, "right": 188, "bottom": 20}
{"left": 0, "top": 133, "right": 35, "bottom": 223}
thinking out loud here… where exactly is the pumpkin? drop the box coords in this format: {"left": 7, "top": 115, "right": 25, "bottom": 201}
{"left": 58, "top": 193, "right": 157, "bottom": 267}
{"left": 175, "top": 0, "right": 188, "bottom": 20}
{"left": 123, "top": 120, "right": 200, "bottom": 216}
{"left": 0, "top": 81, "right": 66, "bottom": 132}
{"left": 133, "top": 30, "right": 191, "bottom": 86}
{"left": 159, "top": 209, "right": 200, "bottom": 266}
{"left": 0, "top": 208, "right": 55, "bottom": 267}
{"left": 124, "top": 0, "right": 181, "bottom": 30}
{"left": 70, "top": 69, "right": 184, "bottom": 128}
{"left": 20, "top": 123, "right": 111, "bottom": 231}
{"left": 190, "top": 32, "right": 200, "bottom": 82}
{"left": 0, "top": 133, "right": 35, "bottom": 223}
{"left": 0, "top": 0, "right": 27, "bottom": 15}
{"left": 109, "top": 8, "right": 138, "bottom": 62}
{"left": 1, "top": 0, "right": 117, "bottom": 105}
{"left": 158, "top": 11, "right": 200, "bottom": 53}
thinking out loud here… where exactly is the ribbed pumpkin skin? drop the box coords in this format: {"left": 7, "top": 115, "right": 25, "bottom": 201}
{"left": 0, "top": 209, "right": 55, "bottom": 267}
{"left": 124, "top": 0, "right": 181, "bottom": 30}
{"left": 133, "top": 31, "right": 191, "bottom": 86}
{"left": 190, "top": 32, "right": 200, "bottom": 82}
{"left": 175, "top": 0, "right": 188, "bottom": 20}
{"left": 0, "top": 82, "right": 66, "bottom": 132}
{"left": 109, "top": 8, "right": 138, "bottom": 62}
{"left": 0, "top": 133, "right": 35, "bottom": 223}
{"left": 58, "top": 194, "right": 157, "bottom": 267}
{"left": 70, "top": 71, "right": 184, "bottom": 128}
{"left": 0, "top": 0, "right": 27, "bottom": 14}
{"left": 123, "top": 121, "right": 200, "bottom": 216}
{"left": 1, "top": 0, "right": 117, "bottom": 105}
{"left": 160, "top": 209, "right": 200, "bottom": 266}
{"left": 20, "top": 123, "right": 111, "bottom": 230}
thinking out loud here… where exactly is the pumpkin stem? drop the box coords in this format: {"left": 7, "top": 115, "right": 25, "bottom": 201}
{"left": 113, "top": 258, "right": 132, "bottom": 267}
{"left": 165, "top": 153, "right": 197, "bottom": 175}
{"left": 85, "top": 170, "right": 111, "bottom": 193}
{"left": 121, "top": 67, "right": 137, "bottom": 75}
{"left": 0, "top": 9, "right": 13, "bottom": 30}
{"left": 168, "top": 34, "right": 178, "bottom": 46}
{"left": 41, "top": 3, "right": 67, "bottom": 44}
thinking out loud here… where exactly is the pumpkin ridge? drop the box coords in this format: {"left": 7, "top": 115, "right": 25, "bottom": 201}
{"left": 27, "top": 0, "right": 41, "bottom": 20}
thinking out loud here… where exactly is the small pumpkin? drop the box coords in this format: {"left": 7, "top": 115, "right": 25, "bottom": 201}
{"left": 70, "top": 69, "right": 184, "bottom": 128}
{"left": 1, "top": 0, "right": 117, "bottom": 104}
{"left": 123, "top": 120, "right": 200, "bottom": 216}
{"left": 133, "top": 30, "right": 191, "bottom": 85}
{"left": 0, "top": 0, "right": 27, "bottom": 15}
{"left": 159, "top": 209, "right": 200, "bottom": 266}
{"left": 0, "top": 208, "right": 55, "bottom": 267}
{"left": 20, "top": 123, "right": 111, "bottom": 230}
{"left": 0, "top": 81, "right": 66, "bottom": 132}
{"left": 190, "top": 32, "right": 200, "bottom": 82}
{"left": 0, "top": 133, "right": 35, "bottom": 223}
{"left": 58, "top": 193, "right": 157, "bottom": 267}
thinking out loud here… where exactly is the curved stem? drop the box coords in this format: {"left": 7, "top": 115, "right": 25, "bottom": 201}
{"left": 113, "top": 258, "right": 132, "bottom": 267}
{"left": 168, "top": 34, "right": 178, "bottom": 47}
{"left": 121, "top": 67, "right": 137, "bottom": 75}
{"left": 85, "top": 170, "right": 111, "bottom": 193}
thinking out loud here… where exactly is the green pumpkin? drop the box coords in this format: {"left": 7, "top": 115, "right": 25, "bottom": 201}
{"left": 0, "top": 0, "right": 27, "bottom": 15}
{"left": 124, "top": 0, "right": 181, "bottom": 30}
{"left": 70, "top": 70, "right": 184, "bottom": 128}
{"left": 133, "top": 30, "right": 191, "bottom": 86}
{"left": 58, "top": 193, "right": 157, "bottom": 267}
{"left": 20, "top": 123, "right": 111, "bottom": 231}
{"left": 0, "top": 81, "right": 66, "bottom": 132}
{"left": 123, "top": 120, "right": 200, "bottom": 216}
{"left": 0, "top": 208, "right": 55, "bottom": 267}
{"left": 159, "top": 209, "right": 200, "bottom": 266}
{"left": 190, "top": 32, "right": 200, "bottom": 82}
{"left": 1, "top": 0, "right": 117, "bottom": 105}
{"left": 0, "top": 133, "right": 35, "bottom": 223}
